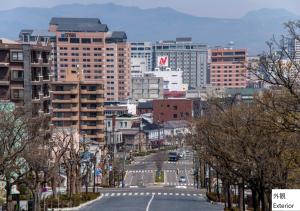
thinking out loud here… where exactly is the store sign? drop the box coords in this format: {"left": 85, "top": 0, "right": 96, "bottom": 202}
{"left": 157, "top": 56, "right": 169, "bottom": 67}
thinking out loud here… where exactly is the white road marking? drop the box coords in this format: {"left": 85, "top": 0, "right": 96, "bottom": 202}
{"left": 129, "top": 192, "right": 132, "bottom": 196}
{"left": 163, "top": 193, "right": 167, "bottom": 195}
{"left": 104, "top": 193, "right": 109, "bottom": 196}
{"left": 134, "top": 192, "right": 138, "bottom": 196}
{"left": 175, "top": 193, "right": 179, "bottom": 196}
{"left": 181, "top": 193, "right": 185, "bottom": 196}
{"left": 117, "top": 193, "right": 121, "bottom": 196}
{"left": 146, "top": 192, "right": 150, "bottom": 195}
{"left": 140, "top": 192, "right": 144, "bottom": 195}
{"left": 111, "top": 193, "right": 115, "bottom": 196}
{"left": 146, "top": 194, "right": 155, "bottom": 211}
{"left": 158, "top": 192, "right": 162, "bottom": 195}
{"left": 123, "top": 193, "right": 127, "bottom": 196}
{"left": 187, "top": 193, "right": 191, "bottom": 196}
{"left": 193, "top": 194, "right": 197, "bottom": 196}
{"left": 169, "top": 193, "right": 173, "bottom": 195}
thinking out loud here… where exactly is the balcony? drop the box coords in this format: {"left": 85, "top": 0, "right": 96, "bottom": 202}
{"left": 52, "top": 107, "right": 78, "bottom": 112}
{"left": 52, "top": 98, "right": 78, "bottom": 103}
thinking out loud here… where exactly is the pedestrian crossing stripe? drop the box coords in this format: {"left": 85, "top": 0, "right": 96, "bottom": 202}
{"left": 101, "top": 192, "right": 203, "bottom": 197}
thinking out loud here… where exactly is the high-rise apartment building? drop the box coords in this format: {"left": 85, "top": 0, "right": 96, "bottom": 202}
{"left": 210, "top": 48, "right": 247, "bottom": 88}
{"left": 49, "top": 17, "right": 131, "bottom": 102}
{"left": 51, "top": 69, "right": 105, "bottom": 143}
{"left": 0, "top": 37, "right": 52, "bottom": 115}
{"left": 153, "top": 37, "right": 208, "bottom": 89}
{"left": 131, "top": 42, "right": 153, "bottom": 72}
{"left": 131, "top": 57, "right": 147, "bottom": 78}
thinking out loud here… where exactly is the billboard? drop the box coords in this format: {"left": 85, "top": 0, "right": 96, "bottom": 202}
{"left": 157, "top": 56, "right": 169, "bottom": 67}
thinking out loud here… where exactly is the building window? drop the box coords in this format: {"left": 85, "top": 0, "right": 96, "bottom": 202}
{"left": 93, "top": 38, "right": 103, "bottom": 43}
{"left": 82, "top": 38, "right": 91, "bottom": 43}
{"left": 70, "top": 38, "right": 80, "bottom": 43}
{"left": 58, "top": 37, "right": 68, "bottom": 42}
{"left": 11, "top": 52, "right": 23, "bottom": 61}
{"left": 173, "top": 114, "right": 178, "bottom": 118}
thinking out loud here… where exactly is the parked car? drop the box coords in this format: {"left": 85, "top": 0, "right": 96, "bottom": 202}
{"left": 179, "top": 176, "right": 187, "bottom": 183}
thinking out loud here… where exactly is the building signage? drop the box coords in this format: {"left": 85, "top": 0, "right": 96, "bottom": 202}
{"left": 157, "top": 56, "right": 169, "bottom": 67}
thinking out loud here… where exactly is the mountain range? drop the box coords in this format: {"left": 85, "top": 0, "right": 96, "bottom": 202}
{"left": 0, "top": 3, "right": 299, "bottom": 54}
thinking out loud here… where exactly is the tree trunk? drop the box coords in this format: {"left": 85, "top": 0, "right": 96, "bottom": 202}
{"left": 32, "top": 188, "right": 41, "bottom": 211}
{"left": 238, "top": 183, "right": 245, "bottom": 211}
{"left": 51, "top": 177, "right": 57, "bottom": 198}
{"left": 227, "top": 182, "right": 232, "bottom": 210}
{"left": 252, "top": 188, "right": 259, "bottom": 211}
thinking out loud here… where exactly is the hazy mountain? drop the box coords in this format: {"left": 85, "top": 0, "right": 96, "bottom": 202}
{"left": 0, "top": 3, "right": 299, "bottom": 54}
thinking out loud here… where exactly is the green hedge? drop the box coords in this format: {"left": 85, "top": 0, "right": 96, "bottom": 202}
{"left": 44, "top": 192, "right": 100, "bottom": 208}
{"left": 155, "top": 171, "right": 164, "bottom": 183}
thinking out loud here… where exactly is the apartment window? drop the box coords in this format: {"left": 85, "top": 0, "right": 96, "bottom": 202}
{"left": 12, "top": 70, "right": 23, "bottom": 80}
{"left": 70, "top": 38, "right": 80, "bottom": 43}
{"left": 173, "top": 114, "right": 178, "bottom": 118}
{"left": 93, "top": 38, "right": 102, "bottom": 43}
{"left": 83, "top": 48, "right": 90, "bottom": 51}
{"left": 58, "top": 37, "right": 68, "bottom": 42}
{"left": 94, "top": 48, "right": 102, "bottom": 51}
{"left": 11, "top": 52, "right": 23, "bottom": 61}
{"left": 82, "top": 38, "right": 91, "bottom": 43}
{"left": 71, "top": 47, "right": 79, "bottom": 50}
{"left": 173, "top": 105, "right": 178, "bottom": 110}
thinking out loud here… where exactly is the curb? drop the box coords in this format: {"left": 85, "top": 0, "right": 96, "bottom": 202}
{"left": 53, "top": 195, "right": 103, "bottom": 211}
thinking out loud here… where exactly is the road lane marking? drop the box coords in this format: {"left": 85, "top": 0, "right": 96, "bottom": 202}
{"left": 146, "top": 192, "right": 150, "bottom": 195}
{"left": 141, "top": 192, "right": 144, "bottom": 195}
{"left": 193, "top": 194, "right": 197, "bottom": 196}
{"left": 181, "top": 193, "right": 185, "bottom": 196}
{"left": 169, "top": 193, "right": 173, "bottom": 195}
{"left": 123, "top": 193, "right": 127, "bottom": 196}
{"left": 134, "top": 192, "right": 138, "bottom": 196}
{"left": 146, "top": 194, "right": 155, "bottom": 211}
{"left": 117, "top": 193, "right": 121, "bottom": 196}
{"left": 158, "top": 192, "right": 162, "bottom": 195}
{"left": 104, "top": 193, "right": 109, "bottom": 196}
{"left": 163, "top": 193, "right": 167, "bottom": 195}
{"left": 187, "top": 193, "right": 191, "bottom": 196}
{"left": 111, "top": 193, "right": 115, "bottom": 196}
{"left": 129, "top": 192, "right": 132, "bottom": 196}
{"left": 175, "top": 193, "right": 179, "bottom": 196}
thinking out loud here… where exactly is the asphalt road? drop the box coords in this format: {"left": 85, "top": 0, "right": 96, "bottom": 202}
{"left": 124, "top": 148, "right": 195, "bottom": 188}
{"left": 80, "top": 188, "right": 223, "bottom": 211}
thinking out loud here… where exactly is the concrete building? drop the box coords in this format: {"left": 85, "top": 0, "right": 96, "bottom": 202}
{"left": 152, "top": 99, "right": 193, "bottom": 123}
{"left": 210, "top": 48, "right": 248, "bottom": 88}
{"left": 131, "top": 75, "right": 164, "bottom": 100}
{"left": 131, "top": 42, "right": 153, "bottom": 72}
{"left": 49, "top": 17, "right": 131, "bottom": 102}
{"left": 0, "top": 37, "right": 52, "bottom": 115}
{"left": 131, "top": 57, "right": 147, "bottom": 78}
{"left": 149, "top": 67, "right": 188, "bottom": 92}
{"left": 137, "top": 101, "right": 153, "bottom": 115}
{"left": 51, "top": 68, "right": 105, "bottom": 143}
{"left": 295, "top": 39, "right": 300, "bottom": 60}
{"left": 153, "top": 37, "right": 208, "bottom": 89}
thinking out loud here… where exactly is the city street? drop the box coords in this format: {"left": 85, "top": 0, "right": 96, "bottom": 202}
{"left": 124, "top": 148, "right": 195, "bottom": 188}
{"left": 79, "top": 149, "right": 223, "bottom": 211}
{"left": 80, "top": 188, "right": 223, "bottom": 211}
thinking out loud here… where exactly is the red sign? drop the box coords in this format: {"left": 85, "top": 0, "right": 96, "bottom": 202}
{"left": 157, "top": 56, "right": 169, "bottom": 67}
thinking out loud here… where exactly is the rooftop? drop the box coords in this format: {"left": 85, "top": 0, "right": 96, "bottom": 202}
{"left": 0, "top": 38, "right": 19, "bottom": 44}
{"left": 49, "top": 17, "right": 109, "bottom": 32}
{"left": 137, "top": 101, "right": 153, "bottom": 109}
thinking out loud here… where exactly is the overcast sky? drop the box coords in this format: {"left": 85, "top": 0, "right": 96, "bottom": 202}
{"left": 1, "top": 0, "right": 300, "bottom": 18}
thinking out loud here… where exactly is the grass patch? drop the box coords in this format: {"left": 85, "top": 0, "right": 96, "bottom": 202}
{"left": 43, "top": 192, "right": 100, "bottom": 209}
{"left": 155, "top": 171, "right": 164, "bottom": 183}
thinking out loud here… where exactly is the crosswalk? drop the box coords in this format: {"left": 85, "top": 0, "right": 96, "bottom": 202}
{"left": 165, "top": 182, "right": 194, "bottom": 186}
{"left": 126, "top": 169, "right": 193, "bottom": 174}
{"left": 126, "top": 170, "right": 154, "bottom": 173}
{"left": 102, "top": 192, "right": 204, "bottom": 198}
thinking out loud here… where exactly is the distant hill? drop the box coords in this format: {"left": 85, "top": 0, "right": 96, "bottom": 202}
{"left": 0, "top": 3, "right": 299, "bottom": 54}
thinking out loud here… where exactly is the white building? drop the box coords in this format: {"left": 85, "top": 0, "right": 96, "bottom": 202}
{"left": 131, "top": 57, "right": 148, "bottom": 78}
{"left": 145, "top": 67, "right": 188, "bottom": 92}
{"left": 131, "top": 42, "right": 153, "bottom": 72}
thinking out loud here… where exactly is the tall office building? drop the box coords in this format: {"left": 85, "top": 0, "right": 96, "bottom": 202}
{"left": 153, "top": 38, "right": 208, "bottom": 89}
{"left": 51, "top": 69, "right": 105, "bottom": 143}
{"left": 210, "top": 48, "right": 248, "bottom": 88}
{"left": 0, "top": 37, "right": 52, "bottom": 115}
{"left": 131, "top": 42, "right": 153, "bottom": 72}
{"left": 49, "top": 17, "right": 131, "bottom": 102}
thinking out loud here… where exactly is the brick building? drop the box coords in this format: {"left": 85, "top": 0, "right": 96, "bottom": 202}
{"left": 49, "top": 17, "right": 131, "bottom": 102}
{"left": 51, "top": 68, "right": 105, "bottom": 143}
{"left": 210, "top": 48, "right": 247, "bottom": 88}
{"left": 152, "top": 99, "right": 193, "bottom": 123}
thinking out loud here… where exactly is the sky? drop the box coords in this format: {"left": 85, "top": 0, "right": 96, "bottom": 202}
{"left": 1, "top": 0, "right": 300, "bottom": 18}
